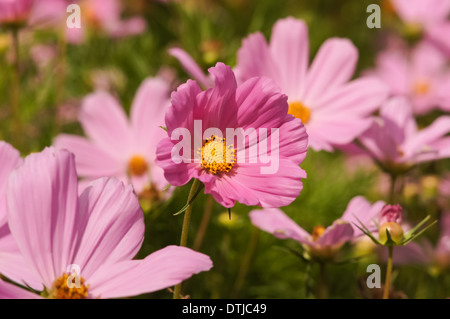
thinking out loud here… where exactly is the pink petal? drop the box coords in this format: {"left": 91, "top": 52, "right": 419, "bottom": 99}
{"left": 402, "top": 116, "right": 450, "bottom": 159}
{"left": 269, "top": 17, "right": 309, "bottom": 100}
{"left": 87, "top": 246, "right": 213, "bottom": 299}
{"left": 74, "top": 177, "right": 145, "bottom": 280}
{"left": 53, "top": 134, "right": 123, "bottom": 178}
{"left": 315, "top": 77, "right": 389, "bottom": 116}
{"left": 307, "top": 115, "right": 372, "bottom": 150}
{"left": 316, "top": 221, "right": 354, "bottom": 247}
{"left": 168, "top": 48, "right": 212, "bottom": 88}
{"left": 235, "top": 76, "right": 288, "bottom": 130}
{"left": 155, "top": 138, "right": 199, "bottom": 187}
{"left": 130, "top": 77, "right": 171, "bottom": 156}
{"left": 236, "top": 32, "right": 281, "bottom": 86}
{"left": 6, "top": 148, "right": 79, "bottom": 288}
{"left": 341, "top": 196, "right": 385, "bottom": 237}
{"left": 165, "top": 79, "right": 202, "bottom": 135}
{"left": 0, "top": 250, "right": 42, "bottom": 291}
{"left": 0, "top": 280, "right": 41, "bottom": 299}
{"left": 195, "top": 63, "right": 239, "bottom": 132}
{"left": 249, "top": 208, "right": 312, "bottom": 244}
{"left": 206, "top": 159, "right": 306, "bottom": 208}
{"left": 79, "top": 91, "right": 131, "bottom": 157}
{"left": 0, "top": 141, "right": 21, "bottom": 227}
{"left": 427, "top": 21, "right": 450, "bottom": 55}
{"left": 303, "top": 38, "right": 358, "bottom": 105}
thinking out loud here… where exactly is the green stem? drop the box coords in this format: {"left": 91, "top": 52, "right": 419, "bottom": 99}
{"left": 316, "top": 262, "right": 328, "bottom": 299}
{"left": 193, "top": 195, "right": 214, "bottom": 251}
{"left": 383, "top": 246, "right": 394, "bottom": 299}
{"left": 230, "top": 228, "right": 260, "bottom": 298}
{"left": 389, "top": 173, "right": 397, "bottom": 204}
{"left": 173, "top": 179, "right": 202, "bottom": 299}
{"left": 11, "top": 28, "right": 20, "bottom": 147}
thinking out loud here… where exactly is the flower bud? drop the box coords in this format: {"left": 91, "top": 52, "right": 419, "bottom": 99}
{"left": 379, "top": 204, "right": 402, "bottom": 225}
{"left": 378, "top": 222, "right": 404, "bottom": 245}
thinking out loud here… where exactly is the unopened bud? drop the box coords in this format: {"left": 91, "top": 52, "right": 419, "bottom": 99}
{"left": 378, "top": 222, "right": 404, "bottom": 245}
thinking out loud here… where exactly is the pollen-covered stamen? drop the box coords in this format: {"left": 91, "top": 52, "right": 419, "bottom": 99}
{"left": 312, "top": 225, "right": 326, "bottom": 242}
{"left": 128, "top": 155, "right": 148, "bottom": 177}
{"left": 198, "top": 135, "right": 236, "bottom": 174}
{"left": 288, "top": 101, "right": 311, "bottom": 124}
{"left": 49, "top": 273, "right": 89, "bottom": 299}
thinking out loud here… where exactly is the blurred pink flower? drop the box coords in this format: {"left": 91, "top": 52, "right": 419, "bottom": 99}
{"left": 379, "top": 204, "right": 403, "bottom": 225}
{"left": 0, "top": 147, "right": 212, "bottom": 299}
{"left": 54, "top": 77, "right": 171, "bottom": 195}
{"left": 250, "top": 196, "right": 385, "bottom": 259}
{"left": 67, "top": 0, "right": 147, "bottom": 44}
{"left": 0, "top": 141, "right": 42, "bottom": 290}
{"left": 235, "top": 17, "right": 389, "bottom": 151}
{"left": 366, "top": 41, "right": 450, "bottom": 114}
{"left": 391, "top": 0, "right": 450, "bottom": 55}
{"left": 0, "top": 0, "right": 33, "bottom": 26}
{"left": 354, "top": 97, "right": 450, "bottom": 173}
{"left": 156, "top": 62, "right": 308, "bottom": 208}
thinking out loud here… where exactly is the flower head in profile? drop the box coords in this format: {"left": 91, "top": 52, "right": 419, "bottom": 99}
{"left": 249, "top": 196, "right": 385, "bottom": 261}
{"left": 54, "top": 77, "right": 171, "bottom": 198}
{"left": 390, "top": 0, "right": 450, "bottom": 55}
{"left": 353, "top": 97, "right": 450, "bottom": 174}
{"left": 0, "top": 0, "right": 33, "bottom": 28}
{"left": 0, "top": 147, "right": 212, "bottom": 299}
{"left": 156, "top": 62, "right": 308, "bottom": 208}
{"left": 235, "top": 17, "right": 389, "bottom": 151}
{"left": 367, "top": 41, "right": 450, "bottom": 115}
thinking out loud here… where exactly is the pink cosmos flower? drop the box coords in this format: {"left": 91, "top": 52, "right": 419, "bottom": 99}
{"left": 391, "top": 0, "right": 450, "bottom": 55}
{"left": 0, "top": 147, "right": 212, "bottom": 299}
{"left": 156, "top": 62, "right": 308, "bottom": 208}
{"left": 0, "top": 141, "right": 42, "bottom": 290}
{"left": 366, "top": 41, "right": 450, "bottom": 114}
{"left": 249, "top": 196, "right": 385, "bottom": 260}
{"left": 54, "top": 77, "right": 171, "bottom": 196}
{"left": 0, "top": 0, "right": 33, "bottom": 26}
{"left": 235, "top": 17, "right": 389, "bottom": 151}
{"left": 351, "top": 97, "right": 450, "bottom": 174}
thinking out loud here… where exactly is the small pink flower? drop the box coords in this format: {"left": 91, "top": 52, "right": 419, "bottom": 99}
{"left": 156, "top": 62, "right": 308, "bottom": 208}
{"left": 54, "top": 77, "right": 171, "bottom": 195}
{"left": 250, "top": 196, "right": 385, "bottom": 259}
{"left": 0, "top": 0, "right": 33, "bottom": 26}
{"left": 0, "top": 147, "right": 212, "bottom": 299}
{"left": 354, "top": 97, "right": 450, "bottom": 172}
{"left": 66, "top": 0, "right": 147, "bottom": 44}
{"left": 366, "top": 41, "right": 450, "bottom": 114}
{"left": 235, "top": 17, "right": 389, "bottom": 151}
{"left": 391, "top": 0, "right": 450, "bottom": 55}
{"left": 0, "top": 141, "right": 42, "bottom": 290}
{"left": 379, "top": 204, "right": 403, "bottom": 225}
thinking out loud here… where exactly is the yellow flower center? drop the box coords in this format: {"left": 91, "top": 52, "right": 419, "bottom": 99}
{"left": 413, "top": 81, "right": 430, "bottom": 95}
{"left": 128, "top": 155, "right": 148, "bottom": 177}
{"left": 199, "top": 135, "right": 236, "bottom": 174}
{"left": 288, "top": 101, "right": 311, "bottom": 124}
{"left": 312, "top": 225, "right": 326, "bottom": 242}
{"left": 49, "top": 273, "right": 89, "bottom": 299}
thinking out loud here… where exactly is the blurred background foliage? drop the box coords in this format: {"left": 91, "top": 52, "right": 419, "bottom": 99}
{"left": 1, "top": 0, "right": 449, "bottom": 298}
